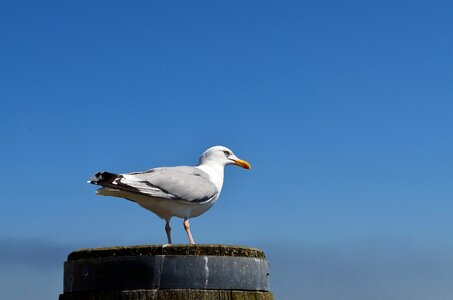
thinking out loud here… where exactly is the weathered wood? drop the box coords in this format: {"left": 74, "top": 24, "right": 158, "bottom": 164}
{"left": 59, "top": 289, "right": 274, "bottom": 300}
{"left": 67, "top": 244, "right": 266, "bottom": 260}
{"left": 59, "top": 244, "right": 274, "bottom": 300}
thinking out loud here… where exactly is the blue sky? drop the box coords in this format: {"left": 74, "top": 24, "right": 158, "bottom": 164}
{"left": 1, "top": 0, "right": 452, "bottom": 299}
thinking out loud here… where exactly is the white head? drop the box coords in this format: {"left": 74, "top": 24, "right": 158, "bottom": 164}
{"left": 198, "top": 146, "right": 251, "bottom": 169}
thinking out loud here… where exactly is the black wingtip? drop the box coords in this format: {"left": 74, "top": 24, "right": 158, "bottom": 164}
{"left": 88, "top": 171, "right": 117, "bottom": 185}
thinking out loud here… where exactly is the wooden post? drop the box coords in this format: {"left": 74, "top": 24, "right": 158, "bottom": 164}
{"left": 59, "top": 244, "right": 274, "bottom": 300}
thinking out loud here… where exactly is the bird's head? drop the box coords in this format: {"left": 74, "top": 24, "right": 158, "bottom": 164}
{"left": 198, "top": 146, "right": 251, "bottom": 169}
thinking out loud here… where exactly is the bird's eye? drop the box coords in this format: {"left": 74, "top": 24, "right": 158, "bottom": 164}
{"left": 223, "top": 150, "right": 230, "bottom": 156}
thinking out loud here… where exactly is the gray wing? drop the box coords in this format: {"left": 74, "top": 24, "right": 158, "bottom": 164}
{"left": 115, "top": 166, "right": 218, "bottom": 203}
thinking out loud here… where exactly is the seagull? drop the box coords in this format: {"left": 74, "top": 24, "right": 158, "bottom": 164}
{"left": 88, "top": 146, "right": 251, "bottom": 244}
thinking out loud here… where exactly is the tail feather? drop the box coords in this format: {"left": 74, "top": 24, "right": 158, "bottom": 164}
{"left": 88, "top": 171, "right": 143, "bottom": 202}
{"left": 88, "top": 171, "right": 119, "bottom": 185}
{"left": 90, "top": 173, "right": 137, "bottom": 203}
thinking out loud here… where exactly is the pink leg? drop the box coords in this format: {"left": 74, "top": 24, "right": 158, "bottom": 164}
{"left": 165, "top": 220, "right": 172, "bottom": 244}
{"left": 183, "top": 218, "right": 195, "bottom": 244}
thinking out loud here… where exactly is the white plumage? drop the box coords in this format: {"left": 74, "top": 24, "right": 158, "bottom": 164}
{"left": 88, "top": 146, "right": 251, "bottom": 244}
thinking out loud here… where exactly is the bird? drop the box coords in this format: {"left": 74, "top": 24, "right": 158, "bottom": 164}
{"left": 88, "top": 146, "right": 251, "bottom": 244}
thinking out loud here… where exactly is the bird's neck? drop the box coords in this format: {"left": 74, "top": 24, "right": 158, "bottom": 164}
{"left": 196, "top": 162, "right": 225, "bottom": 191}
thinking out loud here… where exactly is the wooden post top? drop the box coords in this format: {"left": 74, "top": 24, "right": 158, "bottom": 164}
{"left": 67, "top": 244, "right": 266, "bottom": 261}
{"left": 61, "top": 244, "right": 274, "bottom": 299}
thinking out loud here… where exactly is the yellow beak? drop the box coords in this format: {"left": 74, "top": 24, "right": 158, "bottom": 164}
{"left": 234, "top": 159, "right": 251, "bottom": 170}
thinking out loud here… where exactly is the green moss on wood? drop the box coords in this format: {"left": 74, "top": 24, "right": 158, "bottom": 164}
{"left": 67, "top": 244, "right": 266, "bottom": 261}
